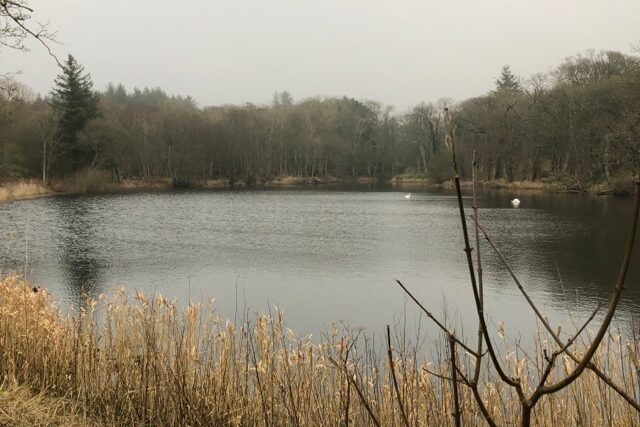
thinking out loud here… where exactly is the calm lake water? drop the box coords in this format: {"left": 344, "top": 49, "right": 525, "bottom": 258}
{"left": 1, "top": 187, "right": 639, "bottom": 340}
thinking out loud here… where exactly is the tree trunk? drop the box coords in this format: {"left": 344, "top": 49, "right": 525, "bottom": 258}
{"left": 419, "top": 144, "right": 429, "bottom": 177}
{"left": 603, "top": 135, "right": 611, "bottom": 181}
{"left": 520, "top": 404, "right": 532, "bottom": 427}
{"left": 42, "top": 137, "right": 47, "bottom": 183}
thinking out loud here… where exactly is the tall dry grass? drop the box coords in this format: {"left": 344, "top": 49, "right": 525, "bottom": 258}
{"left": 0, "top": 180, "right": 53, "bottom": 202}
{"left": 0, "top": 275, "right": 639, "bottom": 426}
{"left": 0, "top": 382, "right": 102, "bottom": 426}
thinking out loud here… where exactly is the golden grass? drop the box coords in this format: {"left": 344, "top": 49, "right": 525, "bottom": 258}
{"left": 0, "top": 180, "right": 53, "bottom": 202}
{"left": 445, "top": 179, "right": 547, "bottom": 191}
{"left": 0, "top": 383, "right": 102, "bottom": 427}
{"left": 1, "top": 275, "right": 639, "bottom": 426}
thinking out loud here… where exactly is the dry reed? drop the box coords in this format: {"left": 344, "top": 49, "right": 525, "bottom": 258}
{"left": 0, "top": 382, "right": 102, "bottom": 426}
{"left": 0, "top": 180, "right": 53, "bottom": 202}
{"left": 0, "top": 275, "right": 639, "bottom": 426}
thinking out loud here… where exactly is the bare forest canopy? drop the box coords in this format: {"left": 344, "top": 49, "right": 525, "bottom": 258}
{"left": 1, "top": 49, "right": 639, "bottom": 187}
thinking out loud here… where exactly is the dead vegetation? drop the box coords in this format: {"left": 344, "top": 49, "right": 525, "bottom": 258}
{"left": 0, "top": 274, "right": 639, "bottom": 426}
{"left": 0, "top": 180, "right": 53, "bottom": 202}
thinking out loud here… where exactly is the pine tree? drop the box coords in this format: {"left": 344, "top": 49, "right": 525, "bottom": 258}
{"left": 49, "top": 54, "right": 100, "bottom": 172}
{"left": 280, "top": 90, "right": 294, "bottom": 107}
{"left": 495, "top": 65, "right": 521, "bottom": 92}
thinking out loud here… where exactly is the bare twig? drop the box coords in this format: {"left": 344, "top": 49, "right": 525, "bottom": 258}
{"left": 452, "top": 364, "right": 498, "bottom": 427}
{"left": 387, "top": 325, "right": 409, "bottom": 427}
{"left": 534, "top": 182, "right": 640, "bottom": 396}
{"left": 472, "top": 214, "right": 640, "bottom": 412}
{"left": 394, "top": 279, "right": 478, "bottom": 357}
{"left": 422, "top": 367, "right": 464, "bottom": 383}
{"left": 537, "top": 303, "right": 601, "bottom": 390}
{"left": 0, "top": 0, "right": 61, "bottom": 66}
{"left": 329, "top": 357, "right": 381, "bottom": 427}
{"left": 449, "top": 334, "right": 462, "bottom": 427}
{"left": 446, "top": 111, "right": 523, "bottom": 398}
{"left": 471, "top": 149, "right": 485, "bottom": 386}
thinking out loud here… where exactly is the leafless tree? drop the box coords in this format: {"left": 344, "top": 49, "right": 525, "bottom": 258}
{"left": 1, "top": 0, "right": 59, "bottom": 95}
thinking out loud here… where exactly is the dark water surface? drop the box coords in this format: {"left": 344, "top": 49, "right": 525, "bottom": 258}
{"left": 1, "top": 187, "right": 639, "bottom": 339}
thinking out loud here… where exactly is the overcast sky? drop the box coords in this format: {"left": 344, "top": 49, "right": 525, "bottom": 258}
{"left": 3, "top": 0, "right": 639, "bottom": 111}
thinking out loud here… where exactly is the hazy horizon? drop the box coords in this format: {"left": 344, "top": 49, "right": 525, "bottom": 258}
{"left": 4, "top": 0, "right": 639, "bottom": 111}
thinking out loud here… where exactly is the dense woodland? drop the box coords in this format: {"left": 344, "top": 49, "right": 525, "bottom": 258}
{"left": 0, "top": 50, "right": 639, "bottom": 188}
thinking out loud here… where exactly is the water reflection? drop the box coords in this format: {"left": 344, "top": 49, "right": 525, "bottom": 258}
{"left": 0, "top": 187, "right": 637, "bottom": 337}
{"left": 53, "top": 197, "right": 107, "bottom": 303}
{"left": 477, "top": 190, "right": 640, "bottom": 308}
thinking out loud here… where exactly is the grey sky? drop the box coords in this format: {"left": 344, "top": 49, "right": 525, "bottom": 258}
{"left": 3, "top": 0, "right": 639, "bottom": 111}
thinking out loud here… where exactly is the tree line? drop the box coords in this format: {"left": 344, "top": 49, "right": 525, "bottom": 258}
{"left": 0, "top": 50, "right": 638, "bottom": 187}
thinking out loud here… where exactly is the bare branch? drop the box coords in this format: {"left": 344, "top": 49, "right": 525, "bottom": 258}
{"left": 473, "top": 214, "right": 640, "bottom": 411}
{"left": 449, "top": 334, "right": 462, "bottom": 427}
{"left": 422, "top": 367, "right": 464, "bottom": 383}
{"left": 328, "top": 357, "right": 381, "bottom": 427}
{"left": 0, "top": 0, "right": 61, "bottom": 67}
{"left": 536, "top": 303, "right": 601, "bottom": 391}
{"left": 471, "top": 149, "right": 485, "bottom": 386}
{"left": 451, "top": 364, "right": 498, "bottom": 427}
{"left": 534, "top": 182, "right": 640, "bottom": 396}
{"left": 386, "top": 325, "right": 409, "bottom": 427}
{"left": 445, "top": 109, "right": 524, "bottom": 398}
{"left": 394, "top": 279, "right": 478, "bottom": 357}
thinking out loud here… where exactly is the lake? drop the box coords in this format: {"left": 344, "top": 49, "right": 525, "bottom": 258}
{"left": 1, "top": 187, "right": 638, "bottom": 340}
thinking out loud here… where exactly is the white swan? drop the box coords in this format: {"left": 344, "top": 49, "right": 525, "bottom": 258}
{"left": 404, "top": 193, "right": 411, "bottom": 199}
{"left": 511, "top": 198, "right": 520, "bottom": 208}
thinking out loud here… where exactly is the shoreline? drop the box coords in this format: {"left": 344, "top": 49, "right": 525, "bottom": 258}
{"left": 0, "top": 175, "right": 632, "bottom": 204}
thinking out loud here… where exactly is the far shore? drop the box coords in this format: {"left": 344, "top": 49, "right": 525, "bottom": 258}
{"left": 0, "top": 174, "right": 633, "bottom": 204}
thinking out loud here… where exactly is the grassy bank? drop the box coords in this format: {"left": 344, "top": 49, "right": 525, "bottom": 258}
{"left": 1, "top": 172, "right": 636, "bottom": 204}
{"left": 0, "top": 180, "right": 55, "bottom": 203}
{"left": 1, "top": 275, "right": 639, "bottom": 426}
{"left": 0, "top": 174, "right": 379, "bottom": 204}
{"left": 0, "top": 175, "right": 174, "bottom": 204}
{"left": 393, "top": 175, "right": 640, "bottom": 195}
{"left": 392, "top": 177, "right": 551, "bottom": 191}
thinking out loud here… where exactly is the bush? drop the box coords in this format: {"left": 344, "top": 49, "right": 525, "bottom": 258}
{"left": 71, "top": 169, "right": 113, "bottom": 194}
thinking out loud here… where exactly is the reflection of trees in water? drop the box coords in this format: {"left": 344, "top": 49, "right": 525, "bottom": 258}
{"left": 476, "top": 190, "right": 640, "bottom": 313}
{"left": 54, "top": 197, "right": 106, "bottom": 304}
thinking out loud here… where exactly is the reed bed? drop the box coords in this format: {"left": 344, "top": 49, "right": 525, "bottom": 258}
{"left": 0, "top": 180, "right": 53, "bottom": 202}
{"left": 0, "top": 382, "right": 102, "bottom": 427}
{"left": 1, "top": 275, "right": 639, "bottom": 426}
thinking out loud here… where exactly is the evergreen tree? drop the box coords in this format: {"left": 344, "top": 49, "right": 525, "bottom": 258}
{"left": 280, "top": 90, "right": 294, "bottom": 107}
{"left": 49, "top": 54, "right": 100, "bottom": 172}
{"left": 271, "top": 90, "right": 281, "bottom": 108}
{"left": 495, "top": 65, "right": 521, "bottom": 91}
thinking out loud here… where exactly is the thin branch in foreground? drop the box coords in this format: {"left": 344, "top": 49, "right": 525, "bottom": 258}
{"left": 537, "top": 303, "right": 601, "bottom": 390}
{"left": 449, "top": 333, "right": 462, "bottom": 427}
{"left": 422, "top": 367, "right": 463, "bottom": 383}
{"left": 471, "top": 149, "right": 486, "bottom": 386}
{"left": 446, "top": 112, "right": 523, "bottom": 397}
{"left": 393, "top": 279, "right": 478, "bottom": 357}
{"left": 472, "top": 213, "right": 640, "bottom": 412}
{"left": 328, "top": 357, "right": 381, "bottom": 427}
{"left": 386, "top": 325, "right": 409, "bottom": 427}
{"left": 534, "top": 183, "right": 640, "bottom": 395}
